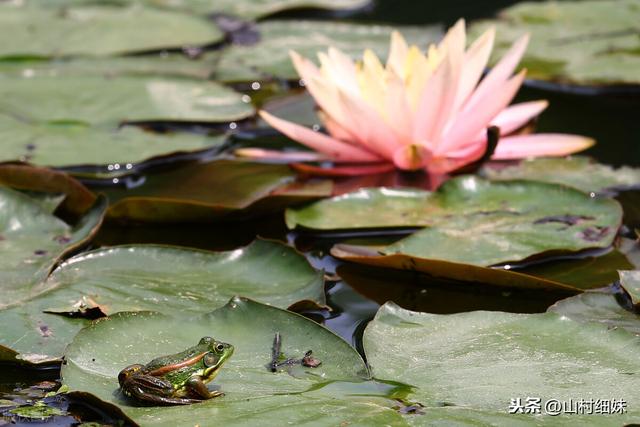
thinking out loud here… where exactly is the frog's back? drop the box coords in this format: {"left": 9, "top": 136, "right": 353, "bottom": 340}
{"left": 145, "top": 346, "right": 207, "bottom": 372}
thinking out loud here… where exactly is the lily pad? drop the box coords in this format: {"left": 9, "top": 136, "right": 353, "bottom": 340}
{"left": 290, "top": 177, "right": 622, "bottom": 265}
{"left": 364, "top": 303, "right": 640, "bottom": 424}
{"left": 0, "top": 75, "right": 253, "bottom": 125}
{"left": 0, "top": 115, "right": 227, "bottom": 169}
{"left": 469, "top": 0, "right": 640, "bottom": 86}
{"left": 620, "top": 270, "right": 640, "bottom": 307}
{"left": 517, "top": 247, "right": 634, "bottom": 289}
{"left": 333, "top": 244, "right": 585, "bottom": 293}
{"left": 24, "top": 0, "right": 371, "bottom": 19}
{"left": 0, "top": 187, "right": 106, "bottom": 308}
{"left": 61, "top": 298, "right": 411, "bottom": 425}
{"left": 0, "top": 163, "right": 97, "bottom": 218}
{"left": 215, "top": 20, "right": 442, "bottom": 82}
{"left": 105, "top": 160, "right": 332, "bottom": 223}
{"left": 144, "top": 0, "right": 371, "bottom": 19}
{"left": 0, "top": 4, "right": 223, "bottom": 58}
{"left": 484, "top": 157, "right": 640, "bottom": 194}
{"left": 0, "top": 54, "right": 219, "bottom": 81}
{"left": 0, "top": 240, "right": 325, "bottom": 366}
{"left": 548, "top": 290, "right": 640, "bottom": 336}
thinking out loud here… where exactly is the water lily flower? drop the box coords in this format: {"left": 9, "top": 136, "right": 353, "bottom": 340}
{"left": 242, "top": 20, "right": 594, "bottom": 176}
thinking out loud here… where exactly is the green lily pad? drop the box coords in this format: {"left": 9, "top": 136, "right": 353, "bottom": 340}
{"left": 215, "top": 20, "right": 442, "bottom": 82}
{"left": 8, "top": 402, "right": 65, "bottom": 420}
{"left": 144, "top": 0, "right": 371, "bottom": 19}
{"left": 548, "top": 269, "right": 640, "bottom": 335}
{"left": 469, "top": 0, "right": 640, "bottom": 86}
{"left": 0, "top": 4, "right": 223, "bottom": 59}
{"left": 484, "top": 157, "right": 640, "bottom": 194}
{"left": 333, "top": 244, "right": 588, "bottom": 293}
{"left": 0, "top": 240, "right": 325, "bottom": 366}
{"left": 517, "top": 247, "right": 634, "bottom": 289}
{"left": 0, "top": 163, "right": 97, "bottom": 218}
{"left": 290, "top": 177, "right": 622, "bottom": 265}
{"left": 105, "top": 160, "right": 332, "bottom": 223}
{"left": 548, "top": 291, "right": 640, "bottom": 336}
{"left": 0, "top": 115, "right": 227, "bottom": 169}
{"left": 23, "top": 0, "right": 371, "bottom": 19}
{"left": 364, "top": 303, "right": 640, "bottom": 424}
{"left": 61, "top": 298, "right": 410, "bottom": 425}
{"left": 0, "top": 187, "right": 106, "bottom": 308}
{"left": 620, "top": 270, "right": 640, "bottom": 306}
{"left": 0, "top": 54, "right": 219, "bottom": 81}
{"left": 0, "top": 75, "right": 253, "bottom": 125}
{"left": 0, "top": 22, "right": 441, "bottom": 84}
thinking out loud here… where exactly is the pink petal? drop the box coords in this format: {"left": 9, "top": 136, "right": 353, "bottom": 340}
{"left": 291, "top": 52, "right": 344, "bottom": 123}
{"left": 428, "top": 142, "right": 486, "bottom": 175}
{"left": 491, "top": 100, "right": 549, "bottom": 135}
{"left": 386, "top": 31, "right": 409, "bottom": 77}
{"left": 454, "top": 27, "right": 495, "bottom": 111}
{"left": 259, "top": 111, "right": 382, "bottom": 163}
{"left": 412, "top": 55, "right": 451, "bottom": 146}
{"left": 492, "top": 134, "right": 595, "bottom": 160}
{"left": 336, "top": 89, "right": 402, "bottom": 159}
{"left": 307, "top": 74, "right": 361, "bottom": 141}
{"left": 462, "top": 34, "right": 529, "bottom": 115}
{"left": 318, "top": 110, "right": 354, "bottom": 142}
{"left": 430, "top": 20, "right": 466, "bottom": 141}
{"left": 439, "top": 69, "right": 526, "bottom": 154}
{"left": 291, "top": 162, "right": 395, "bottom": 177}
{"left": 466, "top": 100, "right": 549, "bottom": 144}
{"left": 385, "top": 71, "right": 414, "bottom": 144}
{"left": 413, "top": 21, "right": 466, "bottom": 145}
{"left": 234, "top": 148, "right": 329, "bottom": 162}
{"left": 327, "top": 47, "right": 360, "bottom": 92}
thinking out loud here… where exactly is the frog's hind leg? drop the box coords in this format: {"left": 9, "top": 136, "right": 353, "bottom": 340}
{"left": 186, "top": 377, "right": 224, "bottom": 400}
{"left": 121, "top": 374, "right": 200, "bottom": 406}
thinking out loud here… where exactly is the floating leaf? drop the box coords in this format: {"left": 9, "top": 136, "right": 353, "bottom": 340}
{"left": 0, "top": 188, "right": 106, "bottom": 308}
{"left": 0, "top": 75, "right": 253, "bottom": 125}
{"left": 215, "top": 20, "right": 442, "bottom": 82}
{"left": 0, "top": 240, "right": 324, "bottom": 366}
{"left": 25, "top": 0, "right": 371, "bottom": 19}
{"left": 0, "top": 115, "right": 226, "bottom": 169}
{"left": 290, "top": 177, "right": 622, "bottom": 265}
{"left": 61, "top": 298, "right": 410, "bottom": 425}
{"left": 8, "top": 401, "right": 65, "bottom": 420}
{"left": 332, "top": 244, "right": 583, "bottom": 293}
{"left": 548, "top": 290, "right": 640, "bottom": 335}
{"left": 484, "top": 157, "right": 640, "bottom": 194}
{"left": 0, "top": 4, "right": 223, "bottom": 58}
{"left": 0, "top": 163, "right": 96, "bottom": 217}
{"left": 364, "top": 303, "right": 640, "bottom": 424}
{"left": 144, "top": 0, "right": 371, "bottom": 19}
{"left": 0, "top": 54, "right": 218, "bottom": 81}
{"left": 105, "top": 160, "right": 332, "bottom": 223}
{"left": 517, "top": 247, "right": 633, "bottom": 289}
{"left": 620, "top": 270, "right": 640, "bottom": 307}
{"left": 0, "top": 22, "right": 441, "bottom": 84}
{"left": 469, "top": 0, "right": 640, "bottom": 86}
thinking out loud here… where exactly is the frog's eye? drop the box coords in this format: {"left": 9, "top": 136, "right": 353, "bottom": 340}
{"left": 215, "top": 343, "right": 225, "bottom": 352}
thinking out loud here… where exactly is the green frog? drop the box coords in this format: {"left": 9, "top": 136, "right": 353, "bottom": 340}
{"left": 118, "top": 337, "right": 234, "bottom": 406}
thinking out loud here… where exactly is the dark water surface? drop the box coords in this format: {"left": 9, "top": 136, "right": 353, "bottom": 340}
{"left": 4, "top": 0, "right": 639, "bottom": 424}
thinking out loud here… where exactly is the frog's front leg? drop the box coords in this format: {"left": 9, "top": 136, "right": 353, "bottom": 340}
{"left": 185, "top": 377, "right": 224, "bottom": 400}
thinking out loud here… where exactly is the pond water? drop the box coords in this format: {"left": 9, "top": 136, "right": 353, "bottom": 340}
{"left": 2, "top": 0, "right": 639, "bottom": 425}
